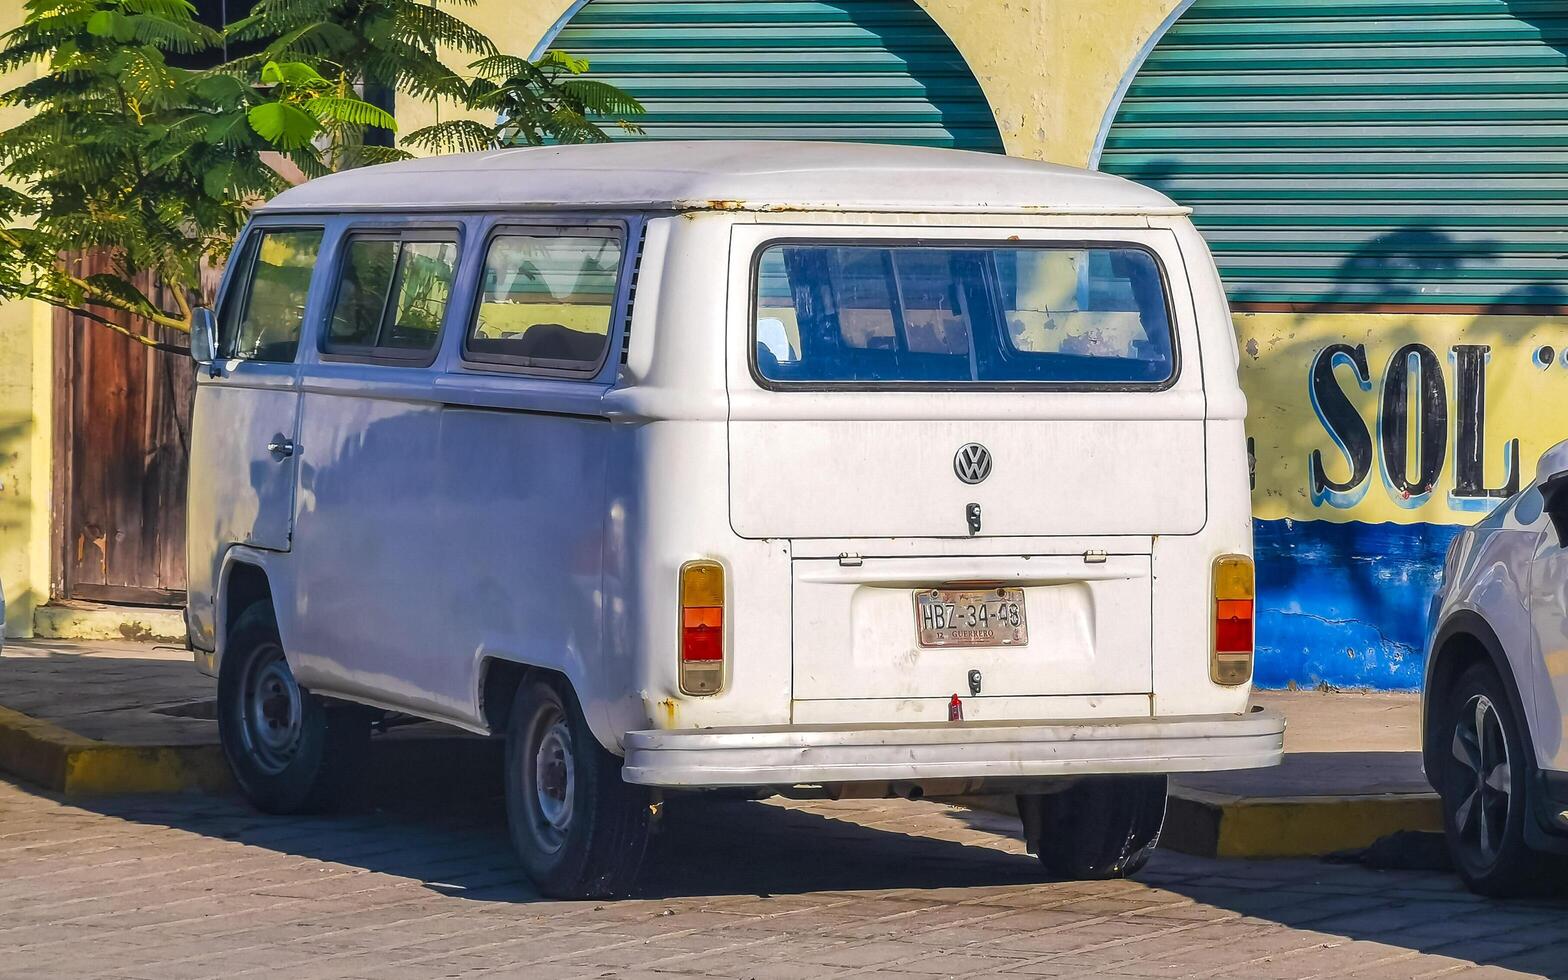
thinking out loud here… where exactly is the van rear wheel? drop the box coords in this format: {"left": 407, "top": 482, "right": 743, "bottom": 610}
{"left": 504, "top": 679, "right": 652, "bottom": 899}
{"left": 1017, "top": 775, "right": 1167, "bottom": 880}
{"left": 217, "top": 602, "right": 370, "bottom": 814}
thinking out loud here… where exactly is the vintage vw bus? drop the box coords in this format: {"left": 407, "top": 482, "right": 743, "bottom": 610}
{"left": 186, "top": 141, "right": 1284, "bottom": 898}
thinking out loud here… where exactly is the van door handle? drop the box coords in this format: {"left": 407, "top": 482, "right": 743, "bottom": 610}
{"left": 266, "top": 437, "right": 295, "bottom": 460}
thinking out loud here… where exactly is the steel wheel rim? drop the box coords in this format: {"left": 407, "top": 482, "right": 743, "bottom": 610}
{"left": 523, "top": 705, "right": 575, "bottom": 855}
{"left": 240, "top": 644, "right": 303, "bottom": 775}
{"left": 1451, "top": 693, "right": 1512, "bottom": 867}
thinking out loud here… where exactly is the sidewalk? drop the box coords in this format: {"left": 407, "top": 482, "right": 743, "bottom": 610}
{"left": 0, "top": 638, "right": 1437, "bottom": 858}
{"left": 0, "top": 637, "right": 496, "bottom": 796}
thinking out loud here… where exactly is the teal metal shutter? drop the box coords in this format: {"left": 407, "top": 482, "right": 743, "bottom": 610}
{"left": 1099, "top": 0, "right": 1568, "bottom": 311}
{"left": 551, "top": 0, "right": 1004, "bottom": 152}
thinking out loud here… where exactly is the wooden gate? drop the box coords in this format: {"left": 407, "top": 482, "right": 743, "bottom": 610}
{"left": 52, "top": 256, "right": 195, "bottom": 606}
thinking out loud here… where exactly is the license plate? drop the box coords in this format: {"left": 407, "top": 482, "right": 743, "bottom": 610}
{"left": 913, "top": 588, "right": 1028, "bottom": 648}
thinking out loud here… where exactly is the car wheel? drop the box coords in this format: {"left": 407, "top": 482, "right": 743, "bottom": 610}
{"left": 217, "top": 602, "right": 370, "bottom": 814}
{"left": 1439, "top": 662, "right": 1537, "bottom": 896}
{"left": 504, "top": 678, "right": 652, "bottom": 899}
{"left": 1017, "top": 774, "right": 1167, "bottom": 880}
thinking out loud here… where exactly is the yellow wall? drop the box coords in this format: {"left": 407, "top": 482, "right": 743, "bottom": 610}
{"left": 913, "top": 0, "right": 1182, "bottom": 166}
{"left": 398, "top": 0, "right": 1177, "bottom": 168}
{"left": 1243, "top": 311, "right": 1568, "bottom": 526}
{"left": 0, "top": 0, "right": 50, "bottom": 637}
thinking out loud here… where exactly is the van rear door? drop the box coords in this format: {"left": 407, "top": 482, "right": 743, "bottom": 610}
{"left": 728, "top": 225, "right": 1205, "bottom": 540}
{"left": 724, "top": 223, "right": 1206, "bottom": 713}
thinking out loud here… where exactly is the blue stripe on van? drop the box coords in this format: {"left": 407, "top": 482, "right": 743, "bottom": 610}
{"left": 1253, "top": 517, "right": 1462, "bottom": 691}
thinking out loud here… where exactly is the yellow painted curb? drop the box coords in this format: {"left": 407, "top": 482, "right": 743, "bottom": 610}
{"left": 0, "top": 704, "right": 231, "bottom": 795}
{"left": 951, "top": 786, "right": 1443, "bottom": 860}
{"left": 1164, "top": 789, "right": 1443, "bottom": 859}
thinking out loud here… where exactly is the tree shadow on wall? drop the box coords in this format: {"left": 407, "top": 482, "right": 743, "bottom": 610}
{"left": 818, "top": 0, "right": 1005, "bottom": 153}
{"left": 1507, "top": 1, "right": 1568, "bottom": 63}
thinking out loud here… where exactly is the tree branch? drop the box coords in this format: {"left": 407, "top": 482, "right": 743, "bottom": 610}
{"left": 61, "top": 304, "right": 190, "bottom": 355}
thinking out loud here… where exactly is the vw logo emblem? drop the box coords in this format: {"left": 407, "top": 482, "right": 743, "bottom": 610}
{"left": 954, "top": 443, "right": 993, "bottom": 484}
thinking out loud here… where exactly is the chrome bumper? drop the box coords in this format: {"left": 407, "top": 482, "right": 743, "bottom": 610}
{"left": 622, "top": 707, "right": 1285, "bottom": 788}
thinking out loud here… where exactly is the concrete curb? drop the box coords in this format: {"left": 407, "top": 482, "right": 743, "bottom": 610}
{"left": 954, "top": 787, "right": 1442, "bottom": 860}
{"left": 0, "top": 705, "right": 232, "bottom": 795}
{"left": 31, "top": 603, "right": 185, "bottom": 643}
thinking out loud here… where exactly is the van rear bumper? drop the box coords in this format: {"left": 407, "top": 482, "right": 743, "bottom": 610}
{"left": 621, "top": 708, "right": 1284, "bottom": 788}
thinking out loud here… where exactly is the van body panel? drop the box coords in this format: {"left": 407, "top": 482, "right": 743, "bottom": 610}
{"left": 714, "top": 219, "right": 1215, "bottom": 723}
{"left": 186, "top": 359, "right": 305, "bottom": 652}
{"left": 732, "top": 418, "right": 1204, "bottom": 539}
{"left": 284, "top": 375, "right": 451, "bottom": 715}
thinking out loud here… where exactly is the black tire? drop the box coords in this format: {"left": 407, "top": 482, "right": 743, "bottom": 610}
{"left": 504, "top": 678, "right": 651, "bottom": 899}
{"left": 217, "top": 601, "right": 370, "bottom": 814}
{"left": 1018, "top": 775, "right": 1167, "bottom": 880}
{"left": 1437, "top": 662, "right": 1538, "bottom": 896}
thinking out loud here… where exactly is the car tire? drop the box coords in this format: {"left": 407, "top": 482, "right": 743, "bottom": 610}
{"left": 1017, "top": 775, "right": 1167, "bottom": 880}
{"left": 504, "top": 678, "right": 652, "bottom": 899}
{"left": 1437, "top": 662, "right": 1539, "bottom": 896}
{"left": 217, "top": 601, "right": 370, "bottom": 814}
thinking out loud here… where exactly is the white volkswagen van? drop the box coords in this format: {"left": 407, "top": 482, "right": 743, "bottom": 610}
{"left": 186, "top": 141, "right": 1283, "bottom": 898}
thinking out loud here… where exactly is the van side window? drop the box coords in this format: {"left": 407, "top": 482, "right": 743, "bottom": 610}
{"left": 466, "top": 231, "right": 623, "bottom": 372}
{"left": 223, "top": 229, "right": 324, "bottom": 363}
{"left": 326, "top": 235, "right": 458, "bottom": 358}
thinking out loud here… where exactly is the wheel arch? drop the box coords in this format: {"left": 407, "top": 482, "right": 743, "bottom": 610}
{"left": 478, "top": 656, "right": 570, "bottom": 736}
{"left": 1424, "top": 610, "right": 1538, "bottom": 780}
{"left": 215, "top": 550, "right": 285, "bottom": 676}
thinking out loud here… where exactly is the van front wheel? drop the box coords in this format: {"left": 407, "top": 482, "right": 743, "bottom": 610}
{"left": 504, "top": 679, "right": 652, "bottom": 899}
{"left": 217, "top": 602, "right": 370, "bottom": 814}
{"left": 1017, "top": 775, "right": 1167, "bottom": 880}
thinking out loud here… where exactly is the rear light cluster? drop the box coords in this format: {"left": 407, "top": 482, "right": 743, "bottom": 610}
{"left": 1212, "top": 554, "right": 1254, "bottom": 687}
{"left": 679, "top": 559, "right": 725, "bottom": 695}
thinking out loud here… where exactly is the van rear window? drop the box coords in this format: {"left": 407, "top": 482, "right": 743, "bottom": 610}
{"left": 753, "top": 243, "right": 1174, "bottom": 386}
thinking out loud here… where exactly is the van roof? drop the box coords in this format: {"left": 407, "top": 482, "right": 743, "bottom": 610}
{"left": 258, "top": 141, "right": 1186, "bottom": 216}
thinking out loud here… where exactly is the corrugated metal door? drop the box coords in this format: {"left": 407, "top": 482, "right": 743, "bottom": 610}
{"left": 1098, "top": 0, "right": 1568, "bottom": 311}
{"left": 551, "top": 0, "right": 1004, "bottom": 151}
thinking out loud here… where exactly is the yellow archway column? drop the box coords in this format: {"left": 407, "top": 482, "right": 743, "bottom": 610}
{"left": 400, "top": 0, "right": 1185, "bottom": 168}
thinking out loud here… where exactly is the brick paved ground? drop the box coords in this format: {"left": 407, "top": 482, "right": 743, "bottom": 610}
{"left": 2, "top": 774, "right": 1565, "bottom": 980}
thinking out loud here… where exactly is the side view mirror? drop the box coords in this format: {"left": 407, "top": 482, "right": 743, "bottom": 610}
{"left": 190, "top": 307, "right": 218, "bottom": 365}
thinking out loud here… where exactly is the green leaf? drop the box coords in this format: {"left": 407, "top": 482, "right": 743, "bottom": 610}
{"left": 84, "top": 10, "right": 125, "bottom": 39}
{"left": 202, "top": 161, "right": 233, "bottom": 199}
{"left": 403, "top": 118, "right": 495, "bottom": 154}
{"left": 559, "top": 79, "right": 645, "bottom": 117}
{"left": 260, "top": 59, "right": 325, "bottom": 88}
{"left": 537, "top": 49, "right": 588, "bottom": 75}
{"left": 302, "top": 95, "right": 397, "bottom": 131}
{"left": 246, "top": 100, "right": 320, "bottom": 149}
{"left": 192, "top": 71, "right": 251, "bottom": 105}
